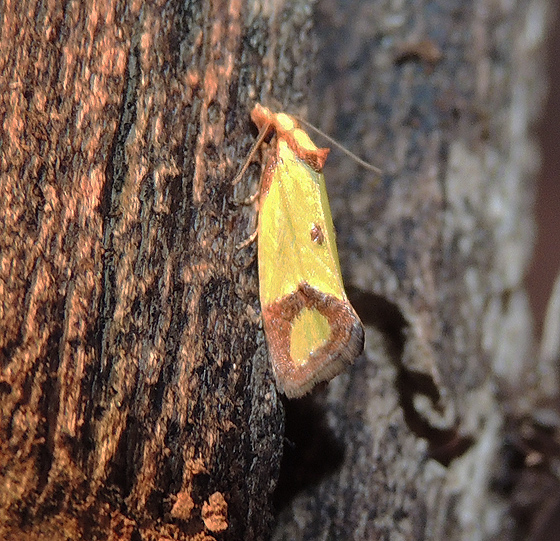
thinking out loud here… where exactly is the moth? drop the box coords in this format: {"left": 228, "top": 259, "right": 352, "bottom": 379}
{"left": 237, "top": 104, "right": 365, "bottom": 399}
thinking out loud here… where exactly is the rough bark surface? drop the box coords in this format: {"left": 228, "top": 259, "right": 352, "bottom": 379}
{"left": 273, "top": 0, "right": 555, "bottom": 539}
{"left": 0, "top": 1, "right": 292, "bottom": 539}
{"left": 0, "top": 0, "right": 554, "bottom": 540}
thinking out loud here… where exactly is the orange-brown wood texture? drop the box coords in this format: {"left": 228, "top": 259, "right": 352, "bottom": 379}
{"left": 0, "top": 0, "right": 285, "bottom": 539}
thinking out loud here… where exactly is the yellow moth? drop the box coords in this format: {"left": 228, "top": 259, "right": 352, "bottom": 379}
{"left": 241, "top": 103, "right": 365, "bottom": 399}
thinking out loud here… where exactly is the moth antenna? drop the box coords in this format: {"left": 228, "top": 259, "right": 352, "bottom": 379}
{"left": 294, "top": 115, "right": 382, "bottom": 175}
{"left": 232, "top": 121, "right": 272, "bottom": 186}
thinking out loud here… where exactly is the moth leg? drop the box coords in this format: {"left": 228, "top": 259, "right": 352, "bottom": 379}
{"left": 236, "top": 227, "right": 258, "bottom": 250}
{"left": 235, "top": 181, "right": 260, "bottom": 250}
{"left": 240, "top": 188, "right": 260, "bottom": 206}
{"left": 232, "top": 119, "right": 270, "bottom": 252}
{"left": 232, "top": 120, "right": 271, "bottom": 186}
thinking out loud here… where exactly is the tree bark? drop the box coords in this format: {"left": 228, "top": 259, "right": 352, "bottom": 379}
{"left": 0, "top": 0, "right": 554, "bottom": 540}
{"left": 273, "top": 0, "right": 554, "bottom": 539}
{"left": 0, "top": 1, "right": 287, "bottom": 539}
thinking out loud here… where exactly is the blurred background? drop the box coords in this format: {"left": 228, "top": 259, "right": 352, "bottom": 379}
{"left": 528, "top": 21, "right": 559, "bottom": 342}
{"left": 523, "top": 19, "right": 560, "bottom": 541}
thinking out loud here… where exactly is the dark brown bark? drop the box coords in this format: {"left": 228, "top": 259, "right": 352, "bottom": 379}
{"left": 0, "top": 1, "right": 287, "bottom": 539}
{"left": 0, "top": 0, "right": 554, "bottom": 539}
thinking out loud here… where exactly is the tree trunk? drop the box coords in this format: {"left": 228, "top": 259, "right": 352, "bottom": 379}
{"left": 0, "top": 0, "right": 553, "bottom": 539}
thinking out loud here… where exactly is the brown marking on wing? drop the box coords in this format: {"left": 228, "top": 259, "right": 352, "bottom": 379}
{"left": 262, "top": 282, "right": 364, "bottom": 398}
{"left": 257, "top": 146, "right": 277, "bottom": 199}
{"left": 310, "top": 223, "right": 325, "bottom": 245}
{"left": 250, "top": 105, "right": 329, "bottom": 172}
{"left": 288, "top": 141, "right": 329, "bottom": 171}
